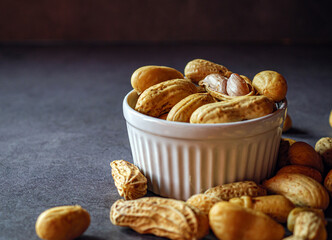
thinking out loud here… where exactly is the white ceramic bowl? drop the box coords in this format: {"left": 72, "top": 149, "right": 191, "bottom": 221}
{"left": 123, "top": 90, "right": 287, "bottom": 200}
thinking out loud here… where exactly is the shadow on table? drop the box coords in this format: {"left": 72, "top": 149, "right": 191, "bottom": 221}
{"left": 284, "top": 127, "right": 309, "bottom": 136}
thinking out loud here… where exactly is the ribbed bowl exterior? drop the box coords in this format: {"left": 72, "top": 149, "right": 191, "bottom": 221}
{"left": 123, "top": 90, "right": 287, "bottom": 200}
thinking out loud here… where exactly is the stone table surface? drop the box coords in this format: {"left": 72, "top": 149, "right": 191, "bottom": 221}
{"left": 0, "top": 43, "right": 331, "bottom": 239}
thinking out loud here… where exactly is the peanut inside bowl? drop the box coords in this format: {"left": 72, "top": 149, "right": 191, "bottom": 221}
{"left": 124, "top": 90, "right": 287, "bottom": 139}
{"left": 123, "top": 90, "right": 287, "bottom": 200}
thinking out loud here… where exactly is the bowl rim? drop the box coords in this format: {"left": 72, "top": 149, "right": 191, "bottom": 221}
{"left": 123, "top": 89, "right": 287, "bottom": 128}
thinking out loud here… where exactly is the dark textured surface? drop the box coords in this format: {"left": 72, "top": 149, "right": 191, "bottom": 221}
{"left": 0, "top": 43, "right": 332, "bottom": 239}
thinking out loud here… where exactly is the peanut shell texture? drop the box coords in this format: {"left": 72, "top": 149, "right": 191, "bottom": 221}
{"left": 252, "top": 70, "right": 287, "bottom": 102}
{"left": 263, "top": 173, "right": 330, "bottom": 210}
{"left": 167, "top": 92, "right": 216, "bottom": 122}
{"left": 131, "top": 65, "right": 184, "bottom": 94}
{"left": 204, "top": 180, "right": 267, "bottom": 200}
{"left": 135, "top": 79, "right": 198, "bottom": 117}
{"left": 110, "top": 197, "right": 209, "bottom": 240}
{"left": 315, "top": 137, "right": 332, "bottom": 168}
{"left": 110, "top": 160, "right": 147, "bottom": 200}
{"left": 184, "top": 59, "right": 229, "bottom": 84}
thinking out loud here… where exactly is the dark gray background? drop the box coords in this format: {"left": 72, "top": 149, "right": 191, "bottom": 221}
{"left": 0, "top": 43, "right": 331, "bottom": 239}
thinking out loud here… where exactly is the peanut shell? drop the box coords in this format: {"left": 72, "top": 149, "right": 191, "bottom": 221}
{"left": 167, "top": 93, "right": 216, "bottom": 122}
{"left": 324, "top": 169, "right": 332, "bottom": 197}
{"left": 288, "top": 141, "right": 324, "bottom": 173}
{"left": 276, "top": 165, "right": 322, "bottom": 183}
{"left": 209, "top": 201, "right": 285, "bottom": 240}
{"left": 35, "top": 205, "right": 90, "bottom": 240}
{"left": 204, "top": 181, "right": 267, "bottom": 200}
{"left": 135, "top": 79, "right": 197, "bottom": 117}
{"left": 110, "top": 197, "right": 209, "bottom": 240}
{"left": 252, "top": 70, "right": 287, "bottom": 102}
{"left": 158, "top": 112, "right": 169, "bottom": 120}
{"left": 287, "top": 207, "right": 325, "bottom": 232}
{"left": 282, "top": 236, "right": 306, "bottom": 240}
{"left": 315, "top": 137, "right": 332, "bottom": 168}
{"left": 190, "top": 95, "right": 274, "bottom": 124}
{"left": 200, "top": 73, "right": 255, "bottom": 101}
{"left": 186, "top": 193, "right": 222, "bottom": 215}
{"left": 184, "top": 59, "right": 229, "bottom": 84}
{"left": 293, "top": 211, "right": 327, "bottom": 240}
{"left": 262, "top": 173, "right": 330, "bottom": 210}
{"left": 131, "top": 65, "right": 184, "bottom": 94}
{"left": 110, "top": 160, "right": 147, "bottom": 200}
{"left": 229, "top": 195, "right": 295, "bottom": 223}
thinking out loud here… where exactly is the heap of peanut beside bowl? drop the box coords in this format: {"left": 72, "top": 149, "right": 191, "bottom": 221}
{"left": 132, "top": 59, "right": 287, "bottom": 124}
{"left": 110, "top": 135, "right": 332, "bottom": 240}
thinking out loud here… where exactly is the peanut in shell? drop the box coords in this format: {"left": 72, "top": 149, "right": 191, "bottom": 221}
{"left": 209, "top": 201, "right": 285, "bottom": 240}
{"left": 190, "top": 95, "right": 274, "bottom": 124}
{"left": 204, "top": 181, "right": 267, "bottom": 200}
{"left": 252, "top": 70, "right": 287, "bottom": 102}
{"left": 110, "top": 197, "right": 209, "bottom": 240}
{"left": 184, "top": 59, "right": 229, "bottom": 84}
{"left": 131, "top": 65, "right": 184, "bottom": 94}
{"left": 35, "top": 205, "right": 90, "bottom": 240}
{"left": 167, "top": 93, "right": 216, "bottom": 122}
{"left": 262, "top": 173, "right": 330, "bottom": 210}
{"left": 230, "top": 195, "right": 295, "bottom": 223}
{"left": 288, "top": 141, "right": 324, "bottom": 173}
{"left": 110, "top": 160, "right": 147, "bottom": 200}
{"left": 135, "top": 79, "right": 197, "bottom": 117}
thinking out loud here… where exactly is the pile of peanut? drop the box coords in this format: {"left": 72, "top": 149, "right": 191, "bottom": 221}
{"left": 33, "top": 59, "right": 332, "bottom": 240}
{"left": 110, "top": 136, "right": 332, "bottom": 240}
{"left": 132, "top": 59, "right": 288, "bottom": 123}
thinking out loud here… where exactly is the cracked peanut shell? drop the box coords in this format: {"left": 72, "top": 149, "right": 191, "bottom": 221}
{"left": 200, "top": 73, "right": 255, "bottom": 101}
